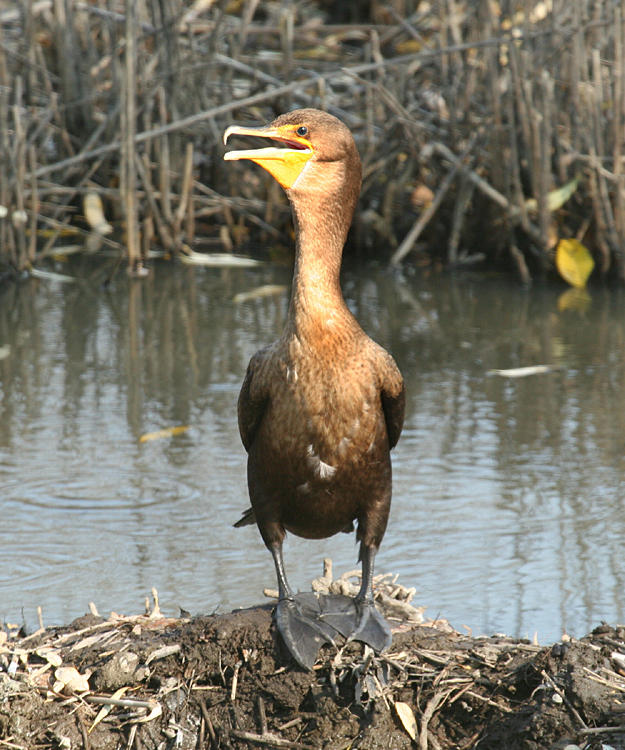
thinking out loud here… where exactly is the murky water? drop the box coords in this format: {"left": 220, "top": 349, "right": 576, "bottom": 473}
{"left": 2, "top": 258, "right": 625, "bottom": 644}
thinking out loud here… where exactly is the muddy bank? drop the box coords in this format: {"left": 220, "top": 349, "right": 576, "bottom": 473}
{"left": 2, "top": 580, "right": 625, "bottom": 750}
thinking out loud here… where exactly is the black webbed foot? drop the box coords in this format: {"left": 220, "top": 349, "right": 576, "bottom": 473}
{"left": 269, "top": 542, "right": 392, "bottom": 670}
{"left": 275, "top": 593, "right": 337, "bottom": 670}
{"left": 317, "top": 594, "right": 392, "bottom": 653}
{"left": 316, "top": 593, "right": 358, "bottom": 638}
{"left": 275, "top": 593, "right": 392, "bottom": 669}
{"left": 349, "top": 597, "right": 393, "bottom": 652}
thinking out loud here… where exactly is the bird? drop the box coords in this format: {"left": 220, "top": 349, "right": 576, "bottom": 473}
{"left": 223, "top": 108, "right": 405, "bottom": 670}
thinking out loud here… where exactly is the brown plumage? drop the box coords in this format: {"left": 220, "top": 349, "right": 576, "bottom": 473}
{"left": 224, "top": 109, "right": 405, "bottom": 669}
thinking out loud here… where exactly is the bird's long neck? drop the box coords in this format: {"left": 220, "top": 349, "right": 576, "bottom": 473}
{"left": 285, "top": 163, "right": 360, "bottom": 340}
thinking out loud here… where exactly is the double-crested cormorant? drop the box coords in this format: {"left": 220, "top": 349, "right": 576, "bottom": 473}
{"left": 223, "top": 109, "right": 405, "bottom": 669}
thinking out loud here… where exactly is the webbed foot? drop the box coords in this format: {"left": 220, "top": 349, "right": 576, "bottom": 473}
{"left": 350, "top": 597, "right": 393, "bottom": 652}
{"left": 318, "top": 594, "right": 392, "bottom": 653}
{"left": 268, "top": 542, "right": 392, "bottom": 669}
{"left": 275, "top": 593, "right": 337, "bottom": 670}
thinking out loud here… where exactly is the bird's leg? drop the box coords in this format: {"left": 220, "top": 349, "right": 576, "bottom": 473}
{"left": 355, "top": 542, "right": 377, "bottom": 604}
{"left": 269, "top": 542, "right": 336, "bottom": 670}
{"left": 349, "top": 544, "right": 393, "bottom": 652}
{"left": 313, "top": 544, "right": 393, "bottom": 653}
{"left": 270, "top": 541, "right": 295, "bottom": 601}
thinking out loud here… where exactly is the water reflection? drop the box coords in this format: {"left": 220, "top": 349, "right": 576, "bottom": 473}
{"left": 1, "top": 260, "right": 624, "bottom": 643}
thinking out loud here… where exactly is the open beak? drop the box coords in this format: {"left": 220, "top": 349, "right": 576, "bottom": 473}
{"left": 223, "top": 123, "right": 314, "bottom": 189}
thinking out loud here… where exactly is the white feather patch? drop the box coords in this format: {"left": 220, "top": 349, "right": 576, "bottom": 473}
{"left": 306, "top": 444, "right": 337, "bottom": 480}
{"left": 318, "top": 460, "right": 337, "bottom": 480}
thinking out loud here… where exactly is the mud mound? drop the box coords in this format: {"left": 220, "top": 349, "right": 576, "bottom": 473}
{"left": 2, "top": 587, "right": 625, "bottom": 749}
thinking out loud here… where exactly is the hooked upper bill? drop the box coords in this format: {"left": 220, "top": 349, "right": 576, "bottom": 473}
{"left": 223, "top": 122, "right": 314, "bottom": 189}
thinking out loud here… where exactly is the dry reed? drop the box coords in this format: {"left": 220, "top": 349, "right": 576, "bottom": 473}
{"left": 0, "top": 0, "right": 623, "bottom": 284}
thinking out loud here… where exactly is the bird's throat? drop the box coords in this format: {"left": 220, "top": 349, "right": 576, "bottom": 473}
{"left": 283, "top": 156, "right": 361, "bottom": 339}
{"left": 287, "top": 199, "right": 352, "bottom": 336}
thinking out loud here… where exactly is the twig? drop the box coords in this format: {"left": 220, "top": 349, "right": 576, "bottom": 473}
{"left": 431, "top": 140, "right": 545, "bottom": 247}
{"left": 34, "top": 79, "right": 323, "bottom": 179}
{"left": 591, "top": 47, "right": 622, "bottom": 276}
{"left": 230, "top": 730, "right": 316, "bottom": 750}
{"left": 85, "top": 696, "right": 156, "bottom": 709}
{"left": 28, "top": 146, "right": 37, "bottom": 264}
{"left": 0, "top": 739, "right": 28, "bottom": 749}
{"left": 257, "top": 695, "right": 268, "bottom": 735}
{"left": 463, "top": 689, "right": 513, "bottom": 713}
{"left": 578, "top": 726, "right": 625, "bottom": 735}
{"left": 157, "top": 87, "right": 173, "bottom": 227}
{"left": 230, "top": 660, "right": 242, "bottom": 702}
{"left": 447, "top": 175, "right": 474, "bottom": 265}
{"left": 391, "top": 136, "right": 477, "bottom": 265}
{"left": 121, "top": 0, "right": 140, "bottom": 272}
{"left": 173, "top": 141, "right": 194, "bottom": 243}
{"left": 540, "top": 669, "right": 588, "bottom": 730}
{"left": 277, "top": 718, "right": 302, "bottom": 732}
{"left": 12, "top": 76, "right": 27, "bottom": 269}
{"left": 582, "top": 666, "right": 625, "bottom": 692}
{"left": 135, "top": 154, "right": 174, "bottom": 249}
{"left": 613, "top": 5, "right": 625, "bottom": 254}
{"left": 76, "top": 713, "right": 90, "bottom": 750}
{"left": 509, "top": 245, "right": 531, "bottom": 285}
{"left": 419, "top": 689, "right": 452, "bottom": 750}
{"left": 199, "top": 699, "right": 217, "bottom": 747}
{"left": 125, "top": 724, "right": 137, "bottom": 749}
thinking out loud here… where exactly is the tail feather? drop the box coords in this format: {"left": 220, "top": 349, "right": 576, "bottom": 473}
{"left": 234, "top": 507, "right": 256, "bottom": 528}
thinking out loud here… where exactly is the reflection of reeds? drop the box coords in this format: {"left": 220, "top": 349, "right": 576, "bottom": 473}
{"left": 1, "top": 2, "right": 625, "bottom": 282}
{"left": 121, "top": 0, "right": 140, "bottom": 274}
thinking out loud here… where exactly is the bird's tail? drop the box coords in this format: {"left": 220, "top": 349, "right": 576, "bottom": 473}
{"left": 233, "top": 507, "right": 256, "bottom": 527}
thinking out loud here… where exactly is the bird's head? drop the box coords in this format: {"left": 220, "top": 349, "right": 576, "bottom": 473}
{"left": 223, "top": 109, "right": 360, "bottom": 193}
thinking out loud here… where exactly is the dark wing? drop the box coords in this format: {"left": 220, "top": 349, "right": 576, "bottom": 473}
{"left": 379, "top": 353, "right": 405, "bottom": 450}
{"left": 237, "top": 348, "right": 270, "bottom": 452}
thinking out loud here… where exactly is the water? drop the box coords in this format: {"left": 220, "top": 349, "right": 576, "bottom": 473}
{"left": 2, "top": 258, "right": 625, "bottom": 644}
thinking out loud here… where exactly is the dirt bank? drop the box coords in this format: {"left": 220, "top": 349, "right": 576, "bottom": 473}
{"left": 2, "top": 585, "right": 625, "bottom": 750}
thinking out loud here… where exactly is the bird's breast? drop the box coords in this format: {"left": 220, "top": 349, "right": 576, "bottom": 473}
{"left": 246, "top": 336, "right": 393, "bottom": 540}
{"left": 263, "top": 346, "right": 388, "bottom": 478}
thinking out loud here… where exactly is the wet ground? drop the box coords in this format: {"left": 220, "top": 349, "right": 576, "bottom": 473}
{"left": 3, "top": 591, "right": 625, "bottom": 750}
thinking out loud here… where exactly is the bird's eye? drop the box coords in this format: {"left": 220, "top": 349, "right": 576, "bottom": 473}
{"left": 296, "top": 125, "right": 308, "bottom": 137}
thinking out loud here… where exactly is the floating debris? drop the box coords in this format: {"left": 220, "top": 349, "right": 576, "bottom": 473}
{"left": 179, "top": 250, "right": 263, "bottom": 267}
{"left": 488, "top": 364, "right": 561, "bottom": 378}
{"left": 233, "top": 284, "right": 288, "bottom": 303}
{"left": 30, "top": 268, "right": 76, "bottom": 284}
{"left": 139, "top": 425, "right": 189, "bottom": 443}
